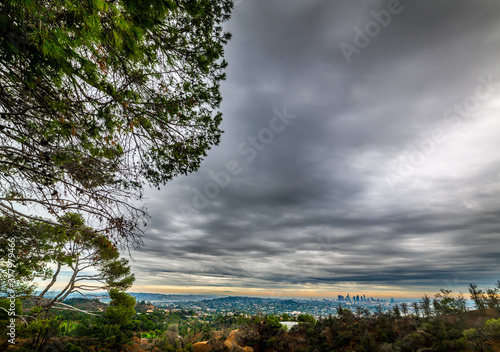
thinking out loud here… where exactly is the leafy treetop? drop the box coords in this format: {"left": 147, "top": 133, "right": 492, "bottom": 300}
{"left": 0, "top": 213, "right": 135, "bottom": 316}
{"left": 0, "top": 0, "right": 233, "bottom": 247}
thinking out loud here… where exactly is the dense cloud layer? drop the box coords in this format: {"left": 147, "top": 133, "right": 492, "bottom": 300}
{"left": 129, "top": 0, "right": 500, "bottom": 297}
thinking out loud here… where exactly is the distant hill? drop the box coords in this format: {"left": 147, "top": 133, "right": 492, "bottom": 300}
{"left": 127, "top": 292, "right": 222, "bottom": 304}
{"left": 63, "top": 297, "right": 108, "bottom": 312}
{"left": 29, "top": 291, "right": 223, "bottom": 303}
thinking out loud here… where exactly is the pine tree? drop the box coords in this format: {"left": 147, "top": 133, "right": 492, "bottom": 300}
{"left": 420, "top": 294, "right": 432, "bottom": 318}
{"left": 469, "top": 284, "right": 487, "bottom": 315}
{"left": 0, "top": 0, "right": 233, "bottom": 246}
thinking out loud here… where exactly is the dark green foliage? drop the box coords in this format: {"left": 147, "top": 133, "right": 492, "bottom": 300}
{"left": 375, "top": 313, "right": 396, "bottom": 343}
{"left": 297, "top": 313, "right": 316, "bottom": 324}
{"left": 105, "top": 288, "right": 136, "bottom": 326}
{"left": 463, "top": 327, "right": 490, "bottom": 352}
{"left": 393, "top": 304, "right": 401, "bottom": 319}
{"left": 336, "top": 330, "right": 353, "bottom": 348}
{"left": 433, "top": 289, "right": 467, "bottom": 316}
{"left": 64, "top": 341, "right": 82, "bottom": 352}
{"left": 420, "top": 293, "right": 432, "bottom": 318}
{"left": 25, "top": 317, "right": 62, "bottom": 352}
{"left": 0, "top": 297, "right": 22, "bottom": 319}
{"left": 1, "top": 214, "right": 134, "bottom": 314}
{"left": 4, "top": 283, "right": 500, "bottom": 351}
{"left": 0, "top": 216, "right": 55, "bottom": 297}
{"left": 486, "top": 286, "right": 500, "bottom": 310}
{"left": 397, "top": 332, "right": 428, "bottom": 352}
{"left": 359, "top": 333, "right": 378, "bottom": 352}
{"left": 0, "top": 0, "right": 233, "bottom": 245}
{"left": 259, "top": 315, "right": 284, "bottom": 349}
{"left": 470, "top": 284, "right": 487, "bottom": 315}
{"left": 485, "top": 318, "right": 500, "bottom": 337}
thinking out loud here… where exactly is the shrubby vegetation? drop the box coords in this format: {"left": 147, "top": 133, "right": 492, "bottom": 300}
{"left": 1, "top": 281, "right": 499, "bottom": 351}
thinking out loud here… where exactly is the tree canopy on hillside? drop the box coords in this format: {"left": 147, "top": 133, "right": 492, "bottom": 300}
{"left": 0, "top": 213, "right": 134, "bottom": 315}
{"left": 0, "top": 0, "right": 233, "bottom": 247}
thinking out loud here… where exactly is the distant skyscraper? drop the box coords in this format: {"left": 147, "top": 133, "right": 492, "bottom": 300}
{"left": 346, "top": 294, "right": 351, "bottom": 302}
{"left": 337, "top": 295, "right": 344, "bottom": 301}
{"left": 356, "top": 295, "right": 360, "bottom": 301}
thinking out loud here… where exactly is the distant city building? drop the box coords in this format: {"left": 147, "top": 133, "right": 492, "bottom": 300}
{"left": 338, "top": 295, "right": 344, "bottom": 301}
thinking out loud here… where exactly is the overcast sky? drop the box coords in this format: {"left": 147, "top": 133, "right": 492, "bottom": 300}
{"left": 128, "top": 0, "right": 500, "bottom": 298}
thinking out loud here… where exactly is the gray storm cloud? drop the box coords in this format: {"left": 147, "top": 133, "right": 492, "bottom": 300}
{"left": 129, "top": 0, "right": 500, "bottom": 295}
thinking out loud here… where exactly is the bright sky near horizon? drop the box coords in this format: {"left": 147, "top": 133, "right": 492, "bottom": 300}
{"left": 125, "top": 0, "right": 500, "bottom": 298}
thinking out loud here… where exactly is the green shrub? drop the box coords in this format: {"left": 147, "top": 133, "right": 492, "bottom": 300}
{"left": 297, "top": 314, "right": 315, "bottom": 324}
{"left": 336, "top": 331, "right": 353, "bottom": 347}
{"left": 399, "top": 332, "right": 427, "bottom": 352}
{"left": 484, "top": 318, "right": 500, "bottom": 337}
{"left": 463, "top": 328, "right": 478, "bottom": 340}
{"left": 379, "top": 343, "right": 394, "bottom": 352}
{"left": 446, "top": 327, "right": 463, "bottom": 340}
{"left": 64, "top": 342, "right": 82, "bottom": 352}
{"left": 442, "top": 338, "right": 466, "bottom": 352}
